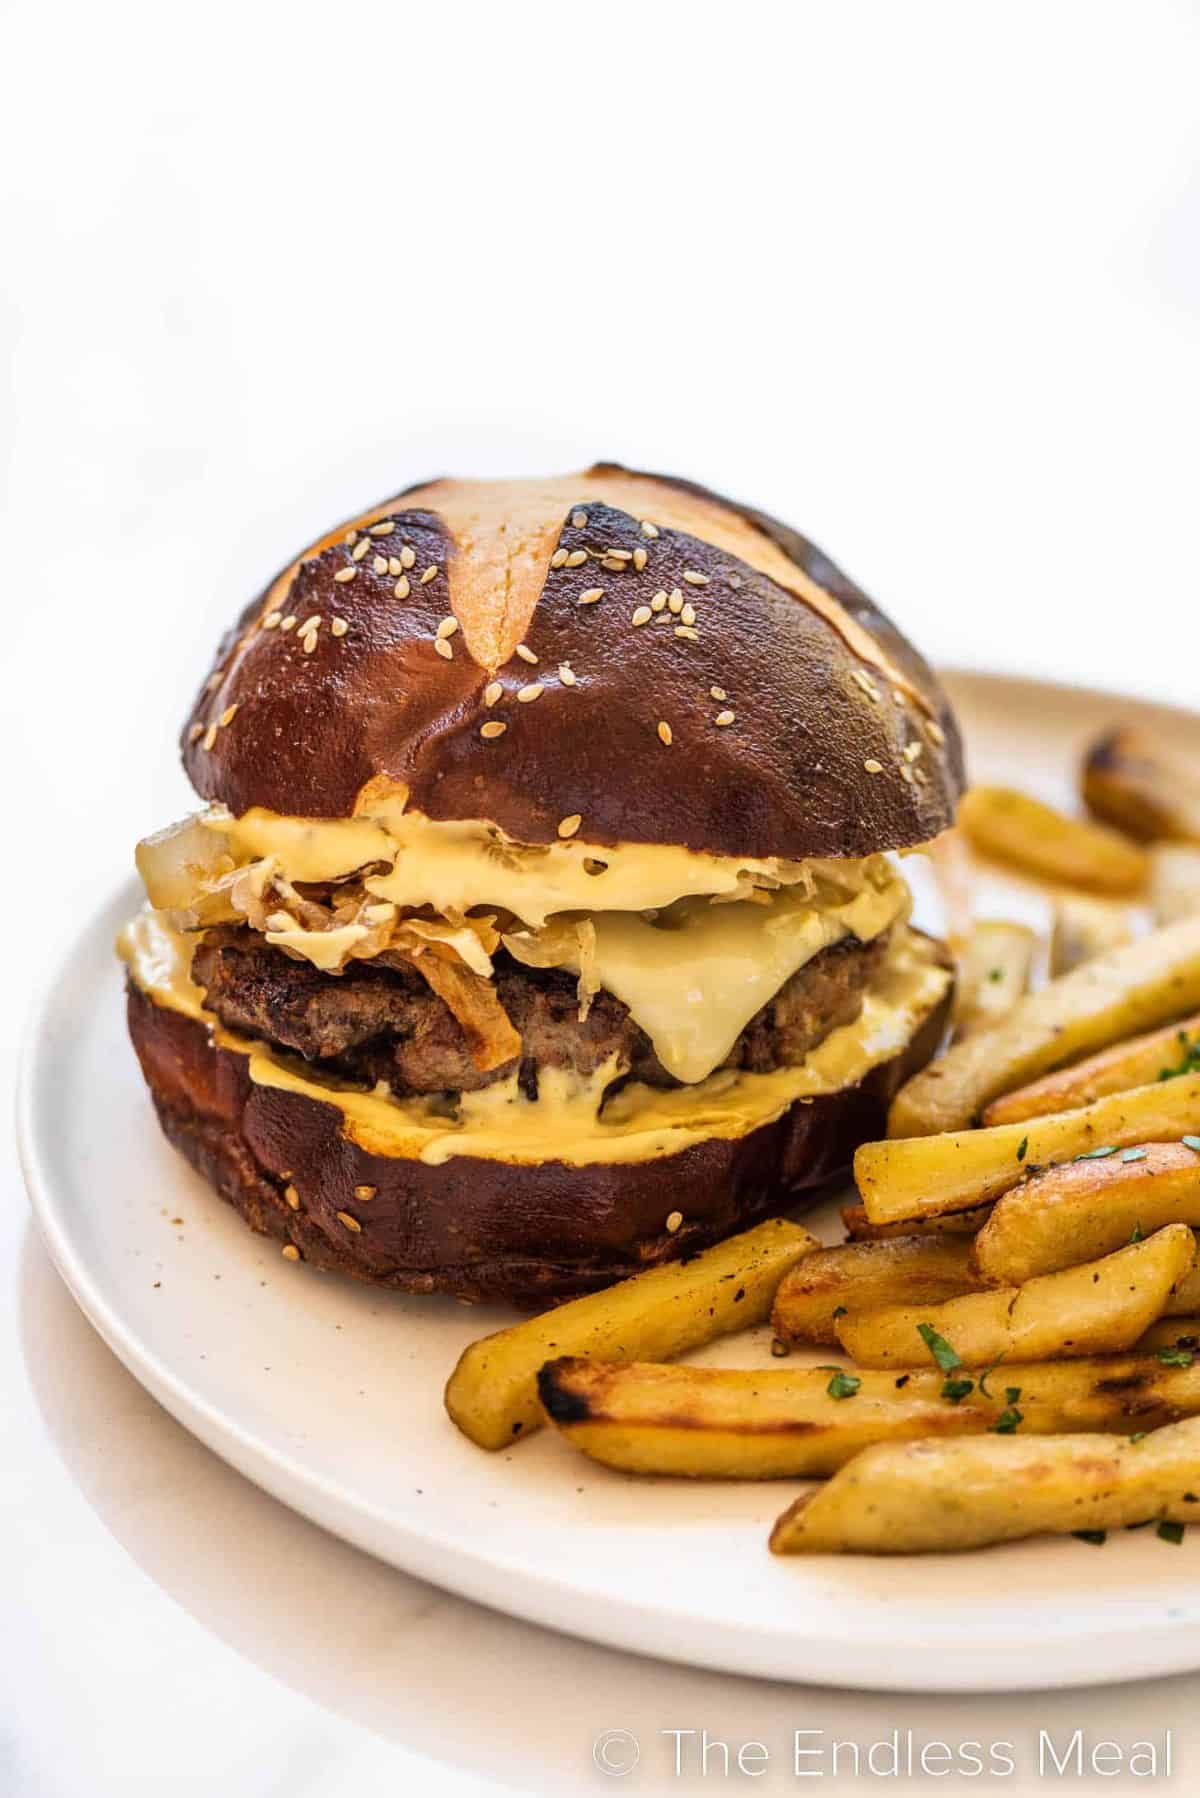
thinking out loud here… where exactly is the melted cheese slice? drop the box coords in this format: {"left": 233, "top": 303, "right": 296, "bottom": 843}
{"left": 117, "top": 910, "right": 949, "bottom": 1168}
{"left": 203, "top": 799, "right": 816, "bottom": 926}
{"left": 506, "top": 876, "right": 907, "bottom": 1083}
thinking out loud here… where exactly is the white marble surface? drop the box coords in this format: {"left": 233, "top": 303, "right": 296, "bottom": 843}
{"left": 4, "top": 2, "right": 1200, "bottom": 1791}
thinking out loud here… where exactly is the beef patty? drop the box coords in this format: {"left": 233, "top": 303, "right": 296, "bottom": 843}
{"left": 191, "top": 925, "right": 888, "bottom": 1101}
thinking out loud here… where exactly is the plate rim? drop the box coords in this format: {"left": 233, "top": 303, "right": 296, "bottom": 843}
{"left": 20, "top": 668, "right": 1200, "bottom": 1694}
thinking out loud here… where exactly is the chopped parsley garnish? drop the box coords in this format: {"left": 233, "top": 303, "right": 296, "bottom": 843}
{"left": 1121, "top": 1147, "right": 1148, "bottom": 1163}
{"left": 832, "top": 1304, "right": 848, "bottom": 1318}
{"left": 978, "top": 1354, "right": 1007, "bottom": 1397}
{"left": 1072, "top": 1529, "right": 1108, "bottom": 1545}
{"left": 1157, "top": 1520, "right": 1185, "bottom": 1545}
{"left": 1074, "top": 1144, "right": 1118, "bottom": 1161}
{"left": 1130, "top": 1220, "right": 1144, "bottom": 1243}
{"left": 1016, "top": 1136, "right": 1029, "bottom": 1162}
{"left": 1158, "top": 1344, "right": 1195, "bottom": 1367}
{"left": 987, "top": 966, "right": 1004, "bottom": 982}
{"left": 1158, "top": 1036, "right": 1200, "bottom": 1082}
{"left": 993, "top": 1387, "right": 1023, "bottom": 1433}
{"left": 1129, "top": 1432, "right": 1148, "bottom": 1444}
{"left": 1183, "top": 1136, "right": 1200, "bottom": 1155}
{"left": 825, "top": 1369, "right": 861, "bottom": 1400}
{"left": 917, "top": 1323, "right": 962, "bottom": 1372}
{"left": 941, "top": 1377, "right": 975, "bottom": 1404}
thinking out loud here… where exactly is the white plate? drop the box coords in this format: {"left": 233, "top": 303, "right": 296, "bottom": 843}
{"left": 20, "top": 672, "right": 1200, "bottom": 1694}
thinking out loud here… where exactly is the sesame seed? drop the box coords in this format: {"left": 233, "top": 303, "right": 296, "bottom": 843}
{"left": 904, "top": 740, "right": 923, "bottom": 762}
{"left": 578, "top": 587, "right": 604, "bottom": 605}
{"left": 355, "top": 1185, "right": 377, "bottom": 1200}
{"left": 727, "top": 572, "right": 743, "bottom": 589}
{"left": 351, "top": 539, "right": 370, "bottom": 562}
{"left": 640, "top": 520, "right": 659, "bottom": 538}
{"left": 710, "top": 686, "right": 727, "bottom": 701}
{"left": 675, "top": 626, "right": 700, "bottom": 642}
{"left": 373, "top": 555, "right": 388, "bottom": 575}
{"left": 302, "top": 631, "right": 318, "bottom": 654}
{"left": 202, "top": 723, "right": 218, "bottom": 751}
{"left": 420, "top": 565, "right": 438, "bottom": 585}
{"left": 515, "top": 642, "right": 538, "bottom": 664}
{"left": 280, "top": 615, "right": 297, "bottom": 632}
{"left": 927, "top": 719, "right": 946, "bottom": 746}
{"left": 337, "top": 1211, "right": 362, "bottom": 1233}
{"left": 335, "top": 566, "right": 357, "bottom": 583}
{"left": 281, "top": 1244, "right": 301, "bottom": 1261}
{"left": 480, "top": 720, "right": 507, "bottom": 740}
{"left": 680, "top": 602, "right": 697, "bottom": 626}
{"left": 188, "top": 722, "right": 203, "bottom": 743}
{"left": 565, "top": 549, "right": 588, "bottom": 568}
{"left": 650, "top": 590, "right": 667, "bottom": 612}
{"left": 219, "top": 704, "right": 239, "bottom": 727}
{"left": 899, "top": 762, "right": 915, "bottom": 784}
{"left": 299, "top": 614, "right": 321, "bottom": 634}
{"left": 682, "top": 569, "right": 709, "bottom": 586}
{"left": 434, "top": 638, "right": 454, "bottom": 660}
{"left": 436, "top": 615, "right": 459, "bottom": 639}
{"left": 715, "top": 709, "right": 735, "bottom": 726}
{"left": 600, "top": 556, "right": 626, "bottom": 572}
{"left": 517, "top": 682, "right": 544, "bottom": 703}
{"left": 206, "top": 672, "right": 222, "bottom": 691}
{"left": 345, "top": 530, "right": 358, "bottom": 546}
{"left": 262, "top": 610, "right": 282, "bottom": 631}
{"left": 605, "top": 548, "right": 633, "bottom": 563}
{"left": 864, "top": 758, "right": 884, "bottom": 773}
{"left": 668, "top": 589, "right": 684, "bottom": 614}
{"left": 631, "top": 605, "right": 652, "bottom": 627}
{"left": 632, "top": 546, "right": 647, "bottom": 572}
{"left": 400, "top": 545, "right": 416, "bottom": 569}
{"left": 665, "top": 1209, "right": 683, "bottom": 1233}
{"left": 394, "top": 576, "right": 411, "bottom": 599}
{"left": 550, "top": 547, "right": 569, "bottom": 569}
{"left": 851, "top": 669, "right": 881, "bottom": 703}
{"left": 331, "top": 617, "right": 349, "bottom": 637}
{"left": 388, "top": 556, "right": 403, "bottom": 576}
{"left": 370, "top": 519, "right": 395, "bottom": 536}
{"left": 557, "top": 813, "right": 582, "bottom": 839}
{"left": 559, "top": 664, "right": 577, "bottom": 686}
{"left": 657, "top": 720, "right": 673, "bottom": 746}
{"left": 284, "top": 1183, "right": 300, "bottom": 1210}
{"left": 571, "top": 509, "right": 588, "bottom": 528}
{"left": 483, "top": 681, "right": 503, "bottom": 707}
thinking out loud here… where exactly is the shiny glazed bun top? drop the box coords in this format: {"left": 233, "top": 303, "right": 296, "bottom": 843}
{"left": 182, "top": 464, "right": 965, "bottom": 860}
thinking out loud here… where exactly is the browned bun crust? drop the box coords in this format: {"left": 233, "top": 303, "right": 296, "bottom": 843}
{"left": 182, "top": 466, "right": 964, "bottom": 861}
{"left": 125, "top": 954, "right": 952, "bottom": 1308}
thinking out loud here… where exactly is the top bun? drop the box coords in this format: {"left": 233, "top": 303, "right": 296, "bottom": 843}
{"left": 182, "top": 465, "right": 964, "bottom": 861}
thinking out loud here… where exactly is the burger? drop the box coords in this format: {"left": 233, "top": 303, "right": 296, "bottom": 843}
{"left": 120, "top": 465, "right": 964, "bottom": 1306}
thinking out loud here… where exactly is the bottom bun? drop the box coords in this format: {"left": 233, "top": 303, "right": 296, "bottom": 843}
{"left": 125, "top": 944, "right": 951, "bottom": 1308}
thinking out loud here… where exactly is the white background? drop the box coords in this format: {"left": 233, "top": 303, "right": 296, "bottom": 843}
{"left": 3, "top": 1, "right": 1200, "bottom": 1792}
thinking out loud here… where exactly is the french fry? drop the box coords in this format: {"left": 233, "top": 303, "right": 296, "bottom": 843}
{"left": 841, "top": 1201, "right": 989, "bottom": 1241}
{"left": 951, "top": 921, "right": 1037, "bottom": 1040}
{"left": 769, "top": 1417, "right": 1200, "bottom": 1554}
{"left": 537, "top": 1352, "right": 1200, "bottom": 1480}
{"left": 1082, "top": 727, "right": 1200, "bottom": 845}
{"left": 1136, "top": 1316, "right": 1200, "bottom": 1353}
{"left": 443, "top": 1218, "right": 817, "bottom": 1450}
{"left": 887, "top": 914, "right": 1200, "bottom": 1138}
{"left": 957, "top": 786, "right": 1148, "bottom": 895}
{"left": 862, "top": 1075, "right": 1200, "bottom": 1227}
{"left": 836, "top": 1226, "right": 1196, "bottom": 1368}
{"left": 770, "top": 1237, "right": 983, "bottom": 1347}
{"left": 972, "top": 1142, "right": 1200, "bottom": 1283}
{"left": 982, "top": 1015, "right": 1200, "bottom": 1126}
{"left": 1049, "top": 896, "right": 1133, "bottom": 977}
{"left": 1151, "top": 845, "right": 1200, "bottom": 927}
